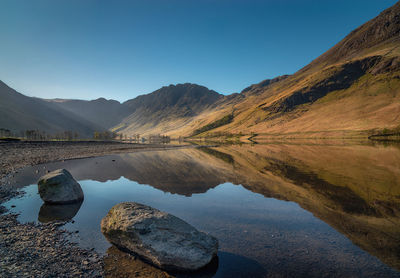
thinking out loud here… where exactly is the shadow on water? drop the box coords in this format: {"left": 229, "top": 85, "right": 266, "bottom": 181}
{"left": 103, "top": 246, "right": 267, "bottom": 278}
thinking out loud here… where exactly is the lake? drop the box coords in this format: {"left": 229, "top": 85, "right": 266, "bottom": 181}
{"left": 4, "top": 142, "right": 400, "bottom": 277}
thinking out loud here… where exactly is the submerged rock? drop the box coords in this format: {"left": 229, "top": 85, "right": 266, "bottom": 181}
{"left": 101, "top": 202, "right": 218, "bottom": 271}
{"left": 38, "top": 169, "right": 84, "bottom": 204}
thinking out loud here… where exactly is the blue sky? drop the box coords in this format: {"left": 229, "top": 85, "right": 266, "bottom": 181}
{"left": 0, "top": 0, "right": 397, "bottom": 102}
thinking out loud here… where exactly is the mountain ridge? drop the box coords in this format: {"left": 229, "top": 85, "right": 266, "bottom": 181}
{"left": 113, "top": 83, "right": 224, "bottom": 136}
{"left": 0, "top": 81, "right": 225, "bottom": 137}
{"left": 2, "top": 2, "right": 400, "bottom": 139}
{"left": 182, "top": 1, "right": 400, "bottom": 139}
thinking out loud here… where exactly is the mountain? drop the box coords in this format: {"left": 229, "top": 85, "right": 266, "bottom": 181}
{"left": 47, "top": 98, "right": 132, "bottom": 129}
{"left": 113, "top": 83, "right": 224, "bottom": 136}
{"left": 0, "top": 80, "right": 224, "bottom": 138}
{"left": 0, "top": 81, "right": 103, "bottom": 137}
{"left": 2, "top": 3, "right": 400, "bottom": 139}
{"left": 179, "top": 2, "right": 400, "bottom": 139}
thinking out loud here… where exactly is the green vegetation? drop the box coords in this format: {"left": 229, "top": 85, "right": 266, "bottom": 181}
{"left": 191, "top": 113, "right": 234, "bottom": 136}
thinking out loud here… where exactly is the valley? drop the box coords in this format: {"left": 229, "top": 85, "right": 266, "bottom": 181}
{"left": 2, "top": 3, "right": 400, "bottom": 140}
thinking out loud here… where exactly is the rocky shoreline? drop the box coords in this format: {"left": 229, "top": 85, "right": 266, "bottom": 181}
{"left": 0, "top": 141, "right": 187, "bottom": 277}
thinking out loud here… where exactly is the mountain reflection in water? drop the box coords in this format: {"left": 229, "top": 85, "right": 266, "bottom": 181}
{"left": 5, "top": 142, "right": 400, "bottom": 277}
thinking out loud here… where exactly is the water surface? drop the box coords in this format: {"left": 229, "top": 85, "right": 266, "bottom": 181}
{"left": 4, "top": 142, "right": 400, "bottom": 277}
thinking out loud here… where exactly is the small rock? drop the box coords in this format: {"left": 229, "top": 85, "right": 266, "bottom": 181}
{"left": 37, "top": 169, "right": 84, "bottom": 204}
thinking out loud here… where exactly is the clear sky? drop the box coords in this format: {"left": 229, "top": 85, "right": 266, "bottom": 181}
{"left": 0, "top": 0, "right": 397, "bottom": 102}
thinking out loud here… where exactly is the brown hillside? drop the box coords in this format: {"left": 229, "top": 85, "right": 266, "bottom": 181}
{"left": 184, "top": 1, "right": 400, "bottom": 139}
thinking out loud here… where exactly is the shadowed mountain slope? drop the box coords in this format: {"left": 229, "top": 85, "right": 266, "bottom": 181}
{"left": 47, "top": 98, "right": 133, "bottom": 129}
{"left": 0, "top": 81, "right": 103, "bottom": 137}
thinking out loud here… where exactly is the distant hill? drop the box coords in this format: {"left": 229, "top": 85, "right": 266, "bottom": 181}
{"left": 113, "top": 83, "right": 223, "bottom": 136}
{"left": 0, "top": 81, "right": 103, "bottom": 137}
{"left": 0, "top": 81, "right": 224, "bottom": 138}
{"left": 47, "top": 98, "right": 132, "bottom": 129}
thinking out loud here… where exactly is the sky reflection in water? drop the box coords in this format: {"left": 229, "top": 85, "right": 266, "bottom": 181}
{"left": 4, "top": 143, "right": 400, "bottom": 277}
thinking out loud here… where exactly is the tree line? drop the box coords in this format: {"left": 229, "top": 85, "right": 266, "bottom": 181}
{"left": 1, "top": 128, "right": 130, "bottom": 141}
{"left": 0, "top": 128, "right": 81, "bottom": 141}
{"left": 1, "top": 127, "right": 170, "bottom": 143}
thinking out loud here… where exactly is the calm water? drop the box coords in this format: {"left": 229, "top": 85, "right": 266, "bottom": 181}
{"left": 4, "top": 143, "right": 400, "bottom": 277}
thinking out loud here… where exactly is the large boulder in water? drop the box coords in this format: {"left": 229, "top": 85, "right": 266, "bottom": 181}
{"left": 37, "top": 169, "right": 84, "bottom": 204}
{"left": 101, "top": 202, "right": 218, "bottom": 271}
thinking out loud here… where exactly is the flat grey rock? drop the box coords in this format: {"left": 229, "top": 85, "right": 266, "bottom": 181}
{"left": 101, "top": 202, "right": 218, "bottom": 271}
{"left": 38, "top": 169, "right": 84, "bottom": 204}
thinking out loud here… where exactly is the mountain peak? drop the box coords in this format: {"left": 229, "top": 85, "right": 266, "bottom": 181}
{"left": 241, "top": 75, "right": 290, "bottom": 94}
{"left": 92, "top": 97, "right": 121, "bottom": 105}
{"left": 124, "top": 83, "right": 222, "bottom": 110}
{"left": 160, "top": 83, "right": 219, "bottom": 93}
{"left": 309, "top": 2, "right": 400, "bottom": 68}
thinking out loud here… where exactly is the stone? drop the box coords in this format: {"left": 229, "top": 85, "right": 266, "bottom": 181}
{"left": 101, "top": 202, "right": 218, "bottom": 271}
{"left": 37, "top": 169, "right": 84, "bottom": 204}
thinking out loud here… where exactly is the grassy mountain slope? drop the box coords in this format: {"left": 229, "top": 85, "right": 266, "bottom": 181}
{"left": 0, "top": 81, "right": 103, "bottom": 137}
{"left": 184, "top": 2, "right": 400, "bottom": 139}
